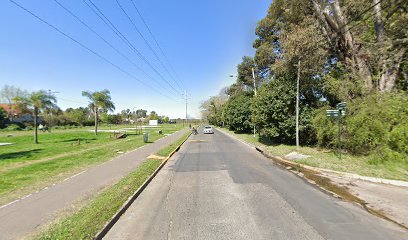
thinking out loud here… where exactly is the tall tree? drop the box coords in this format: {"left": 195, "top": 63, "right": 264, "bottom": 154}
{"left": 13, "top": 90, "right": 57, "bottom": 144}
{"left": 82, "top": 90, "right": 115, "bottom": 135}
{"left": 135, "top": 109, "right": 147, "bottom": 118}
{"left": 0, "top": 85, "right": 28, "bottom": 118}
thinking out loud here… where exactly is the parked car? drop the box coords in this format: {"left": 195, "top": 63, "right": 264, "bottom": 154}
{"left": 203, "top": 126, "right": 214, "bottom": 134}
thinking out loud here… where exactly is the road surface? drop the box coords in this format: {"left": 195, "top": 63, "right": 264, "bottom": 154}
{"left": 0, "top": 129, "right": 188, "bottom": 240}
{"left": 105, "top": 128, "right": 407, "bottom": 240}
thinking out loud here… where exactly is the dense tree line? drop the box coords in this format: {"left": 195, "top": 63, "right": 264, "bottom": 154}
{"left": 202, "top": 0, "right": 407, "bottom": 162}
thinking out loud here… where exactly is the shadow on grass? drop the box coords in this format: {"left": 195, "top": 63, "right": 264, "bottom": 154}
{"left": 0, "top": 149, "right": 43, "bottom": 161}
{"left": 58, "top": 138, "right": 97, "bottom": 143}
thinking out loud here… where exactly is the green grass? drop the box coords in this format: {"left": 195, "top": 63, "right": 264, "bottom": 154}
{"left": 35, "top": 159, "right": 162, "bottom": 240}
{"left": 34, "top": 129, "right": 191, "bottom": 240}
{"left": 218, "top": 128, "right": 408, "bottom": 181}
{"left": 0, "top": 124, "right": 183, "bottom": 205}
{"left": 156, "top": 131, "right": 191, "bottom": 157}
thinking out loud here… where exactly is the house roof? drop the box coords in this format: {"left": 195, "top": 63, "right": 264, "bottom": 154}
{"left": 0, "top": 103, "right": 21, "bottom": 115}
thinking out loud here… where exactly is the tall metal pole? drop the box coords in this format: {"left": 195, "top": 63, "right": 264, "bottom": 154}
{"left": 296, "top": 59, "right": 300, "bottom": 150}
{"left": 338, "top": 116, "right": 342, "bottom": 160}
{"left": 252, "top": 67, "right": 257, "bottom": 138}
{"left": 184, "top": 90, "right": 188, "bottom": 128}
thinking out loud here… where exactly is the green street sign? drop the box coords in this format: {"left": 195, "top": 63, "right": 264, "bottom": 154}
{"left": 326, "top": 109, "right": 339, "bottom": 117}
{"left": 336, "top": 102, "right": 347, "bottom": 110}
{"left": 326, "top": 102, "right": 347, "bottom": 160}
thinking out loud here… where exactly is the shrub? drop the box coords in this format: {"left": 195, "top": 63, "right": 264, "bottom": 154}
{"left": 5, "top": 124, "right": 22, "bottom": 131}
{"left": 313, "top": 92, "right": 408, "bottom": 156}
{"left": 389, "top": 124, "right": 408, "bottom": 154}
{"left": 224, "top": 93, "right": 253, "bottom": 133}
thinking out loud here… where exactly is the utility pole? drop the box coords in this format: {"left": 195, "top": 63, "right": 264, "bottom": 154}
{"left": 252, "top": 67, "right": 257, "bottom": 138}
{"left": 184, "top": 90, "right": 188, "bottom": 128}
{"left": 296, "top": 59, "right": 301, "bottom": 151}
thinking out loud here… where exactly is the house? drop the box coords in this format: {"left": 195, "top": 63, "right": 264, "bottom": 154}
{"left": 0, "top": 103, "right": 21, "bottom": 117}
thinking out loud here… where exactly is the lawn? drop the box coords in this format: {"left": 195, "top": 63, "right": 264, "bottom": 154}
{"left": 35, "top": 131, "right": 191, "bottom": 240}
{"left": 0, "top": 124, "right": 183, "bottom": 205}
{"left": 218, "top": 128, "right": 408, "bottom": 181}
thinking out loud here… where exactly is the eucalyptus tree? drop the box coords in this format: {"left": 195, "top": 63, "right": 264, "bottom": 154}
{"left": 13, "top": 90, "right": 57, "bottom": 144}
{"left": 82, "top": 90, "right": 115, "bottom": 135}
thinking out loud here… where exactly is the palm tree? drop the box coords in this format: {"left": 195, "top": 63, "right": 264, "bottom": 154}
{"left": 13, "top": 90, "right": 57, "bottom": 144}
{"left": 82, "top": 90, "right": 115, "bottom": 135}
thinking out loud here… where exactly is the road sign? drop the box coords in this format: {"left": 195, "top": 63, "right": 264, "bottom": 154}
{"left": 336, "top": 102, "right": 347, "bottom": 110}
{"left": 326, "top": 102, "right": 347, "bottom": 160}
{"left": 326, "top": 109, "right": 339, "bottom": 117}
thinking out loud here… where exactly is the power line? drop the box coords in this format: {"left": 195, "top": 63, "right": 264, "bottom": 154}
{"left": 51, "top": 0, "right": 170, "bottom": 97}
{"left": 115, "top": 0, "right": 184, "bottom": 92}
{"left": 8, "top": 0, "right": 180, "bottom": 102}
{"left": 84, "top": 0, "right": 182, "bottom": 98}
{"left": 129, "top": 0, "right": 185, "bottom": 90}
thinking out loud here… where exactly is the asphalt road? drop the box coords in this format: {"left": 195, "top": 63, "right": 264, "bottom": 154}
{"left": 105, "top": 128, "right": 407, "bottom": 240}
{"left": 0, "top": 129, "right": 188, "bottom": 240}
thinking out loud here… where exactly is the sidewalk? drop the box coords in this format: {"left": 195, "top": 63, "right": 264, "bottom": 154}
{"left": 0, "top": 128, "right": 188, "bottom": 240}
{"left": 218, "top": 128, "right": 408, "bottom": 229}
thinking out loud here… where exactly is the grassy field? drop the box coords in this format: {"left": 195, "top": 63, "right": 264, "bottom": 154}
{"left": 34, "top": 131, "right": 191, "bottom": 240}
{"left": 219, "top": 128, "right": 408, "bottom": 181}
{"left": 0, "top": 124, "right": 183, "bottom": 206}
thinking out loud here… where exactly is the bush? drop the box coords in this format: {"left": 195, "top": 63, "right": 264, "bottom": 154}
{"left": 313, "top": 108, "right": 338, "bottom": 148}
{"left": 368, "top": 147, "right": 407, "bottom": 165}
{"left": 252, "top": 77, "right": 316, "bottom": 144}
{"left": 389, "top": 124, "right": 408, "bottom": 154}
{"left": 224, "top": 93, "right": 253, "bottom": 133}
{"left": 314, "top": 92, "right": 408, "bottom": 156}
{"left": 5, "top": 124, "right": 22, "bottom": 131}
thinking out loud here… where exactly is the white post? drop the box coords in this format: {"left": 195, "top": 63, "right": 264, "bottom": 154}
{"left": 252, "top": 67, "right": 256, "bottom": 138}
{"left": 185, "top": 90, "right": 188, "bottom": 127}
{"left": 296, "top": 59, "right": 300, "bottom": 150}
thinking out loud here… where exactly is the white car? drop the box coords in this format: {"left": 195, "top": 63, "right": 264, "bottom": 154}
{"left": 203, "top": 126, "right": 214, "bottom": 134}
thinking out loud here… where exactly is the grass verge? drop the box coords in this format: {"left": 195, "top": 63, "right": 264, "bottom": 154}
{"left": 218, "top": 127, "right": 408, "bottom": 181}
{"left": 156, "top": 131, "right": 191, "bottom": 157}
{"left": 0, "top": 125, "right": 182, "bottom": 205}
{"left": 35, "top": 159, "right": 162, "bottom": 240}
{"left": 34, "top": 131, "right": 191, "bottom": 240}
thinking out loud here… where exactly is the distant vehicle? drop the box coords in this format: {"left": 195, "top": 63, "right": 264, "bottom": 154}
{"left": 203, "top": 126, "right": 214, "bottom": 134}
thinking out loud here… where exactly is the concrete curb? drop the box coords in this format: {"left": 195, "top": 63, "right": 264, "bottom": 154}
{"left": 217, "top": 128, "right": 408, "bottom": 230}
{"left": 217, "top": 127, "right": 408, "bottom": 187}
{"left": 94, "top": 132, "right": 192, "bottom": 240}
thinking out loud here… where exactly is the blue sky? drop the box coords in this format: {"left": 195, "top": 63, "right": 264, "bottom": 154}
{"left": 0, "top": 0, "right": 271, "bottom": 118}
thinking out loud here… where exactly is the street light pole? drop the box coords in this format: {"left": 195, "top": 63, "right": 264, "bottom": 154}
{"left": 184, "top": 90, "right": 188, "bottom": 128}
{"left": 252, "top": 67, "right": 257, "bottom": 138}
{"left": 296, "top": 59, "right": 301, "bottom": 151}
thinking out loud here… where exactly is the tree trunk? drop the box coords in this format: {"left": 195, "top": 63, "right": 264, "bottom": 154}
{"left": 331, "top": 0, "right": 373, "bottom": 90}
{"left": 379, "top": 48, "right": 405, "bottom": 92}
{"left": 34, "top": 107, "right": 38, "bottom": 144}
{"left": 94, "top": 107, "right": 98, "bottom": 136}
{"left": 312, "top": 0, "right": 373, "bottom": 90}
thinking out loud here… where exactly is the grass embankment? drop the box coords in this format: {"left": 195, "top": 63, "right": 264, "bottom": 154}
{"left": 0, "top": 124, "right": 182, "bottom": 205}
{"left": 157, "top": 131, "right": 192, "bottom": 157}
{"left": 219, "top": 128, "right": 408, "bottom": 181}
{"left": 34, "top": 131, "right": 191, "bottom": 240}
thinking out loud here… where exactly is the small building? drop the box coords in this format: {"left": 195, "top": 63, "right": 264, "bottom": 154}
{"left": 0, "top": 103, "right": 21, "bottom": 117}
